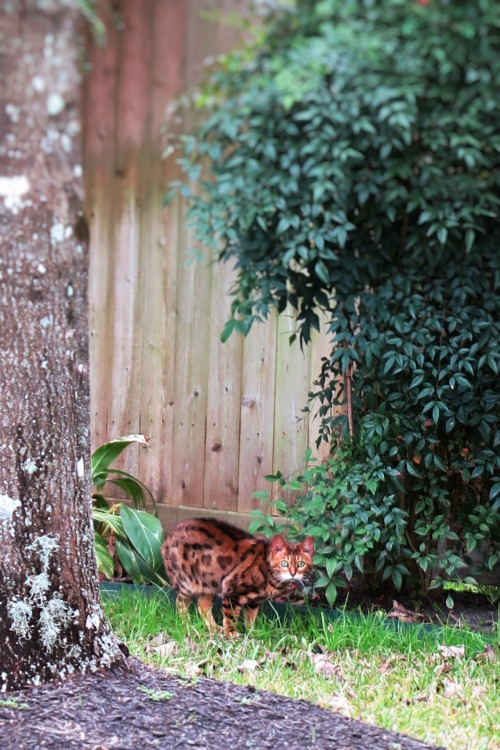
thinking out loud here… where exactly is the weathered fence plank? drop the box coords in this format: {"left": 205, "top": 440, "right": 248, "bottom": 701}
{"left": 169, "top": 219, "right": 212, "bottom": 507}
{"left": 155, "top": 183, "right": 182, "bottom": 505}
{"left": 272, "top": 306, "right": 311, "bottom": 502}
{"left": 203, "top": 259, "right": 243, "bottom": 512}
{"left": 237, "top": 315, "right": 278, "bottom": 514}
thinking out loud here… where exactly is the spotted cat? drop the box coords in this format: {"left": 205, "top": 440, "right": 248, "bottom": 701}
{"left": 161, "top": 518, "right": 314, "bottom": 636}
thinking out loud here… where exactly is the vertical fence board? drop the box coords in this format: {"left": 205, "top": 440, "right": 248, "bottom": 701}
{"left": 115, "top": 2, "right": 152, "bottom": 157}
{"left": 88, "top": 186, "right": 114, "bottom": 451}
{"left": 272, "top": 306, "right": 311, "bottom": 501}
{"left": 138, "top": 1, "right": 189, "bottom": 503}
{"left": 203, "top": 260, "right": 243, "bottom": 511}
{"left": 106, "top": 194, "right": 142, "bottom": 466}
{"left": 136, "top": 167, "right": 167, "bottom": 497}
{"left": 237, "top": 314, "right": 278, "bottom": 514}
{"left": 154, "top": 177, "right": 183, "bottom": 505}
{"left": 308, "top": 311, "right": 336, "bottom": 462}
{"left": 150, "top": 0, "right": 189, "bottom": 136}
{"left": 169, "top": 221, "right": 212, "bottom": 508}
{"left": 85, "top": 3, "right": 120, "bottom": 454}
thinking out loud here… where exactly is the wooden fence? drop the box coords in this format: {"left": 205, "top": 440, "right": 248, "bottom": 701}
{"left": 83, "top": 0, "right": 334, "bottom": 531}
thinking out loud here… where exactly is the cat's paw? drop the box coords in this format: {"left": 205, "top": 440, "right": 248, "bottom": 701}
{"left": 207, "top": 623, "right": 223, "bottom": 635}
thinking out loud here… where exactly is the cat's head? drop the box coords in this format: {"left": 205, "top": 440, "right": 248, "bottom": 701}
{"left": 267, "top": 534, "right": 314, "bottom": 585}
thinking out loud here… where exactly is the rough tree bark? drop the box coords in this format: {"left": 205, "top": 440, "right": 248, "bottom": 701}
{"left": 0, "top": 0, "right": 125, "bottom": 691}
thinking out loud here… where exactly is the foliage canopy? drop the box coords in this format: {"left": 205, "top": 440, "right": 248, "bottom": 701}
{"left": 171, "top": 0, "right": 500, "bottom": 597}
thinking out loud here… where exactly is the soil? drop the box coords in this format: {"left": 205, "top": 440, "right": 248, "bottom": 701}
{"left": 0, "top": 658, "right": 444, "bottom": 750}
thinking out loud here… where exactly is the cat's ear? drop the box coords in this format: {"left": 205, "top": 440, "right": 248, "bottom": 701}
{"left": 300, "top": 536, "right": 314, "bottom": 557}
{"left": 270, "top": 534, "right": 288, "bottom": 554}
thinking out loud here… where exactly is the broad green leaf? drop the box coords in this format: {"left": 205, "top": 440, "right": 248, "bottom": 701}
{"left": 314, "top": 260, "right": 330, "bottom": 284}
{"left": 91, "top": 435, "right": 149, "bottom": 484}
{"left": 490, "top": 481, "right": 500, "bottom": 501}
{"left": 445, "top": 417, "right": 456, "bottom": 433}
{"left": 406, "top": 460, "right": 422, "bottom": 478}
{"left": 314, "top": 575, "right": 330, "bottom": 588}
{"left": 104, "top": 469, "right": 156, "bottom": 511}
{"left": 325, "top": 557, "right": 339, "bottom": 578}
{"left": 325, "top": 581, "right": 338, "bottom": 606}
{"left": 94, "top": 533, "right": 115, "bottom": 579}
{"left": 433, "top": 455, "right": 447, "bottom": 471}
{"left": 437, "top": 226, "right": 448, "bottom": 245}
{"left": 115, "top": 538, "right": 168, "bottom": 586}
{"left": 121, "top": 505, "right": 165, "bottom": 570}
{"left": 409, "top": 373, "right": 424, "bottom": 389}
{"left": 221, "top": 318, "right": 237, "bottom": 343}
{"left": 391, "top": 568, "right": 402, "bottom": 591}
{"left": 92, "top": 508, "right": 126, "bottom": 539}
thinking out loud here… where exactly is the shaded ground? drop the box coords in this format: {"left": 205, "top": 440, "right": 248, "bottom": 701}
{"left": 0, "top": 659, "right": 443, "bottom": 750}
{"left": 412, "top": 588, "right": 498, "bottom": 633}
{"left": 286, "top": 583, "right": 499, "bottom": 635}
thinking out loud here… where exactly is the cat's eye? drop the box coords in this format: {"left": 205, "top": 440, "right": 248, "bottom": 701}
{"left": 281, "top": 560, "right": 289, "bottom": 567}
{"left": 297, "top": 561, "right": 305, "bottom": 568}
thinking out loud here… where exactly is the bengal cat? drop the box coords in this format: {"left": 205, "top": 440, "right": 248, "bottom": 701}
{"left": 161, "top": 518, "right": 314, "bottom": 636}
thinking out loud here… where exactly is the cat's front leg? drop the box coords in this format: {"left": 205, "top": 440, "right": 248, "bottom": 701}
{"left": 197, "top": 594, "right": 219, "bottom": 632}
{"left": 175, "top": 593, "right": 192, "bottom": 620}
{"left": 222, "top": 597, "right": 241, "bottom": 637}
{"left": 243, "top": 602, "right": 260, "bottom": 630}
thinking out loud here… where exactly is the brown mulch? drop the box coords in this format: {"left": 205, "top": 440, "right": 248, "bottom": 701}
{"left": 0, "top": 658, "right": 443, "bottom": 750}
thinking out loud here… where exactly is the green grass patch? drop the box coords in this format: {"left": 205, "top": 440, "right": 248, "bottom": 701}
{"left": 103, "top": 589, "right": 499, "bottom": 750}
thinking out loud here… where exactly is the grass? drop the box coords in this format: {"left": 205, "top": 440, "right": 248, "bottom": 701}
{"left": 103, "top": 589, "right": 499, "bottom": 750}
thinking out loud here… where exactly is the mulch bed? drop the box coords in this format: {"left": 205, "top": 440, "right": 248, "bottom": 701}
{"left": 0, "top": 658, "right": 443, "bottom": 750}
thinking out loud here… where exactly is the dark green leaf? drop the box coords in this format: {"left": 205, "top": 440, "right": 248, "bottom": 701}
{"left": 91, "top": 435, "right": 149, "bottom": 483}
{"left": 121, "top": 506, "right": 165, "bottom": 570}
{"left": 94, "top": 533, "right": 115, "bottom": 580}
{"left": 115, "top": 539, "right": 168, "bottom": 586}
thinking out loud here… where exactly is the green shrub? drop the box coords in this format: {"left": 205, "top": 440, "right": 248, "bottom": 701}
{"left": 171, "top": 0, "right": 500, "bottom": 597}
{"left": 92, "top": 435, "right": 167, "bottom": 586}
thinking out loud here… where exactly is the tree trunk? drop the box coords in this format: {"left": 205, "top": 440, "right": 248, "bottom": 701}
{"left": 0, "top": 0, "right": 125, "bottom": 691}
